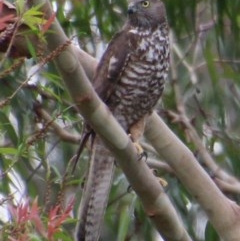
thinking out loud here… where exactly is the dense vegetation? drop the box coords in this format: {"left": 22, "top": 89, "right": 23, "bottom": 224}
{"left": 1, "top": 0, "right": 240, "bottom": 240}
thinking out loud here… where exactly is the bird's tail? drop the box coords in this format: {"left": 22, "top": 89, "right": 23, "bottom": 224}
{"left": 76, "top": 137, "right": 115, "bottom": 241}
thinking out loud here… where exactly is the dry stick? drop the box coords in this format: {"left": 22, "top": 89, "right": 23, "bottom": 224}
{"left": 39, "top": 106, "right": 79, "bottom": 142}
{"left": 31, "top": 0, "right": 192, "bottom": 240}
{"left": 35, "top": 107, "right": 81, "bottom": 144}
{"left": 171, "top": 42, "right": 240, "bottom": 194}
{"left": 168, "top": 40, "right": 240, "bottom": 239}
{"left": 171, "top": 107, "right": 240, "bottom": 188}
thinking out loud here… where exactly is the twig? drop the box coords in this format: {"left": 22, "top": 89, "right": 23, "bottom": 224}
{"left": 34, "top": 105, "right": 81, "bottom": 144}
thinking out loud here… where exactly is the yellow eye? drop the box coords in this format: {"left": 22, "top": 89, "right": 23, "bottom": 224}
{"left": 141, "top": 1, "right": 150, "bottom": 7}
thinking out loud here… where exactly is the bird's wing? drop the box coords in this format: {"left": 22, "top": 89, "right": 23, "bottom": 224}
{"left": 93, "top": 28, "right": 134, "bottom": 102}
{"left": 73, "top": 30, "right": 134, "bottom": 171}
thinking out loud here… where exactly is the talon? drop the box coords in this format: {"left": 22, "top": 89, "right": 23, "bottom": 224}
{"left": 132, "top": 140, "right": 143, "bottom": 154}
{"left": 114, "top": 159, "right": 119, "bottom": 167}
{"left": 131, "top": 139, "right": 147, "bottom": 161}
{"left": 152, "top": 169, "right": 158, "bottom": 176}
{"left": 151, "top": 169, "right": 168, "bottom": 187}
{"left": 159, "top": 177, "right": 168, "bottom": 187}
{"left": 138, "top": 150, "right": 148, "bottom": 161}
{"left": 127, "top": 185, "right": 133, "bottom": 193}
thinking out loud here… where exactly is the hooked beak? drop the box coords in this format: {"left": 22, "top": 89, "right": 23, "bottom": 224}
{"left": 128, "top": 3, "right": 137, "bottom": 14}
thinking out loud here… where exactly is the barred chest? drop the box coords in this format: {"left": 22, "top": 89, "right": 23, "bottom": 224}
{"left": 109, "top": 25, "right": 170, "bottom": 130}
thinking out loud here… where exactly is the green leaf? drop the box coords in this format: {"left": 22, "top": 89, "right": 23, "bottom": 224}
{"left": 0, "top": 147, "right": 19, "bottom": 155}
{"left": 25, "top": 37, "right": 38, "bottom": 59}
{"left": 205, "top": 221, "right": 220, "bottom": 241}
{"left": 27, "top": 234, "right": 42, "bottom": 241}
{"left": 21, "top": 5, "right": 46, "bottom": 31}
{"left": 53, "top": 231, "right": 74, "bottom": 241}
{"left": 0, "top": 111, "right": 18, "bottom": 146}
{"left": 16, "top": 0, "right": 25, "bottom": 16}
{"left": 117, "top": 205, "right": 131, "bottom": 241}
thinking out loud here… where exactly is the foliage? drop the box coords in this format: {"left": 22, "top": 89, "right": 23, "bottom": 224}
{"left": 0, "top": 0, "right": 240, "bottom": 240}
{"left": 1, "top": 197, "right": 75, "bottom": 241}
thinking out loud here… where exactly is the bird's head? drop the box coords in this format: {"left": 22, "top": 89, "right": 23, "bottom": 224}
{"left": 127, "top": 0, "right": 167, "bottom": 29}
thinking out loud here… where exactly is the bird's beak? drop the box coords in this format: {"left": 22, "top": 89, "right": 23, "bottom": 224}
{"left": 128, "top": 3, "right": 137, "bottom": 15}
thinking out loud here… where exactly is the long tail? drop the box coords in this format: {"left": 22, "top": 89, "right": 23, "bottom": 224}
{"left": 76, "top": 137, "right": 115, "bottom": 241}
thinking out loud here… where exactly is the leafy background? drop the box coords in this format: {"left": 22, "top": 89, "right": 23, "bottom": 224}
{"left": 0, "top": 0, "right": 240, "bottom": 240}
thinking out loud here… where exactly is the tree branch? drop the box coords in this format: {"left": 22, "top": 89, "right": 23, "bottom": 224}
{"left": 145, "top": 112, "right": 240, "bottom": 241}
{"left": 30, "top": 1, "right": 240, "bottom": 239}
{"left": 170, "top": 43, "right": 240, "bottom": 196}
{"left": 34, "top": 105, "right": 81, "bottom": 144}
{"left": 30, "top": 0, "right": 192, "bottom": 240}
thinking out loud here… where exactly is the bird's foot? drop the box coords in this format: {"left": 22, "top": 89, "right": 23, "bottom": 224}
{"left": 133, "top": 141, "right": 148, "bottom": 161}
{"left": 158, "top": 177, "right": 168, "bottom": 187}
{"left": 151, "top": 169, "right": 168, "bottom": 187}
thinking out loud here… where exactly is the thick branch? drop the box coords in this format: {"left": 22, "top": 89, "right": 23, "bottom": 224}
{"left": 31, "top": 0, "right": 192, "bottom": 240}
{"left": 4, "top": 1, "right": 240, "bottom": 239}
{"left": 145, "top": 113, "right": 240, "bottom": 241}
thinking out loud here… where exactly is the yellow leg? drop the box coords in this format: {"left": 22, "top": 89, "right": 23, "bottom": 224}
{"left": 129, "top": 117, "right": 147, "bottom": 160}
{"left": 159, "top": 177, "right": 168, "bottom": 187}
{"left": 129, "top": 117, "right": 168, "bottom": 187}
{"left": 133, "top": 141, "right": 147, "bottom": 161}
{"left": 151, "top": 169, "right": 168, "bottom": 187}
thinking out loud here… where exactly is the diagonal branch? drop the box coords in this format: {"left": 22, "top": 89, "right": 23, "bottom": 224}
{"left": 30, "top": 0, "right": 192, "bottom": 240}
{"left": 145, "top": 113, "right": 240, "bottom": 241}
{"left": 29, "top": 0, "right": 240, "bottom": 240}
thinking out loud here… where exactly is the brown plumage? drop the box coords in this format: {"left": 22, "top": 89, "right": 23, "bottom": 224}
{"left": 76, "top": 0, "right": 169, "bottom": 240}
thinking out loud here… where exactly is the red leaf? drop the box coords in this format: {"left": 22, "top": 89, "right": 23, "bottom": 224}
{"left": 29, "top": 198, "right": 46, "bottom": 236}
{"left": 47, "top": 198, "right": 75, "bottom": 240}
